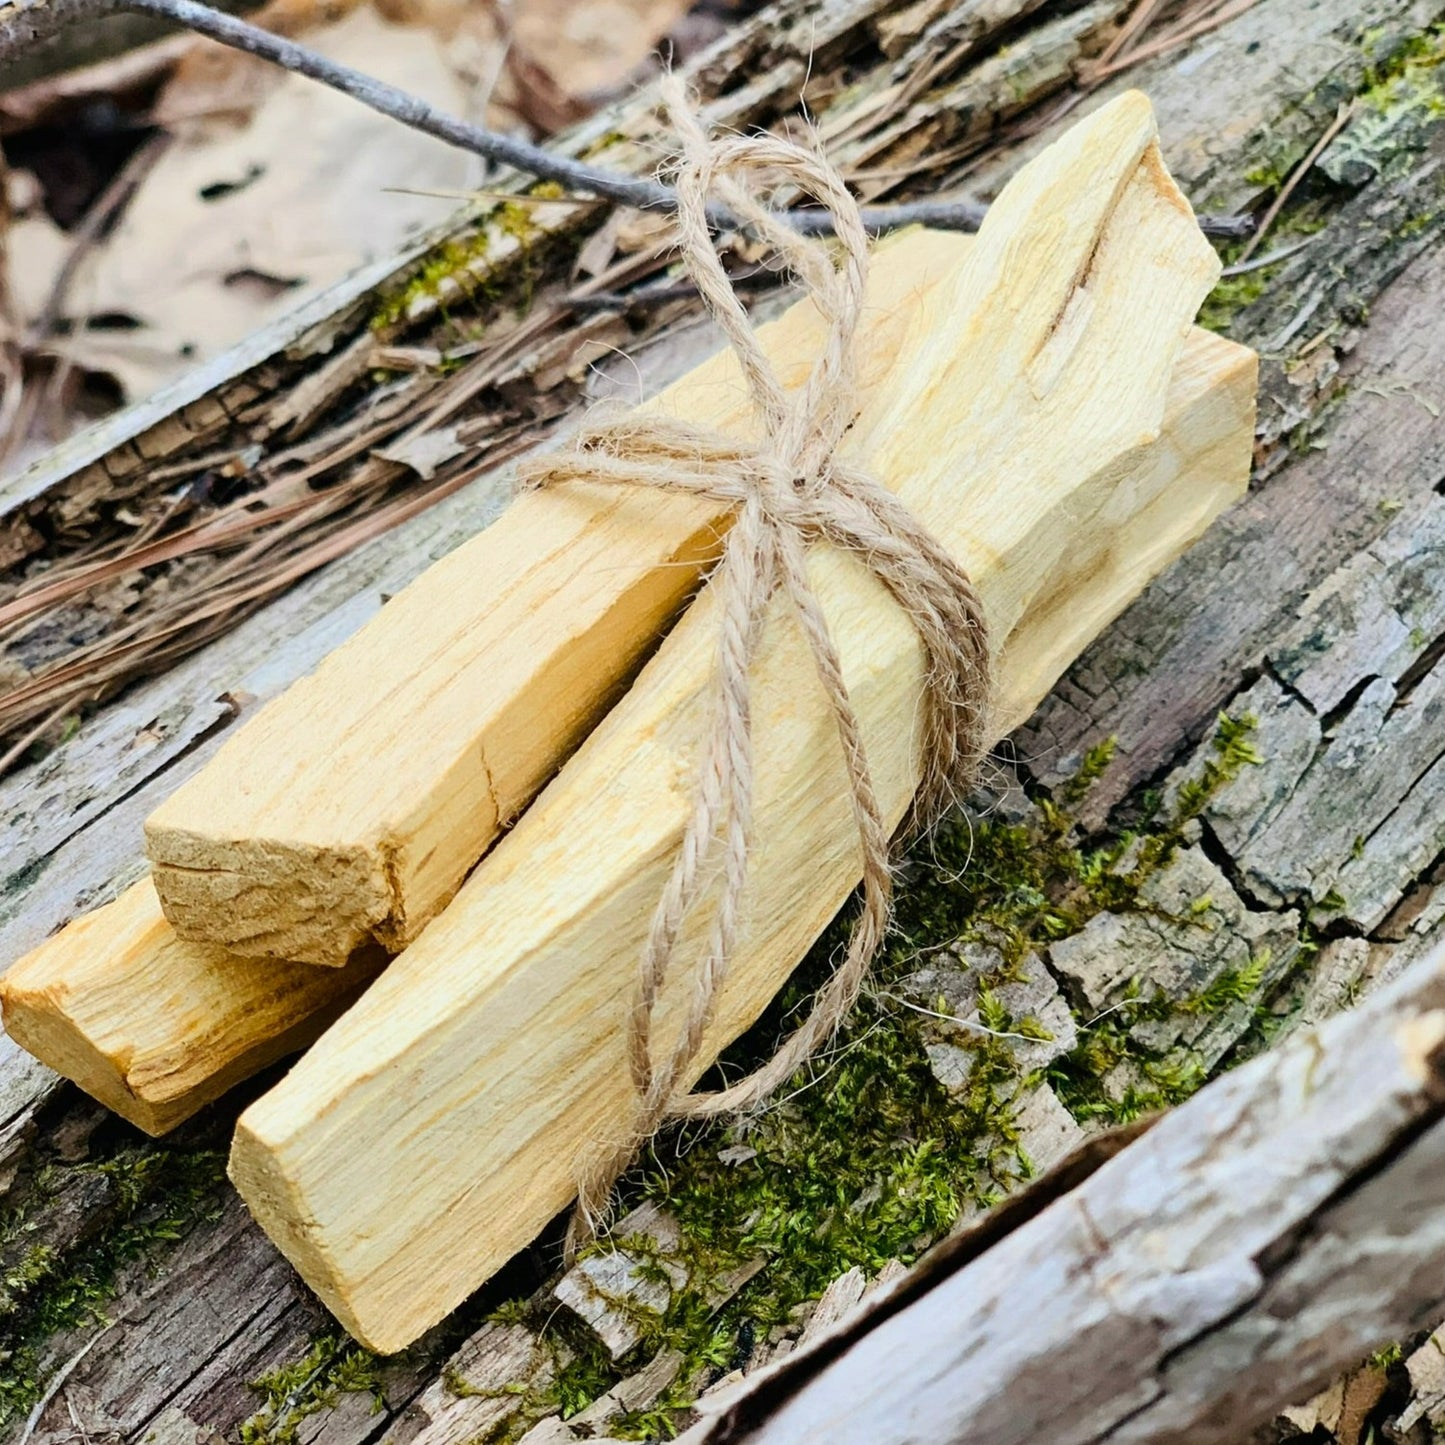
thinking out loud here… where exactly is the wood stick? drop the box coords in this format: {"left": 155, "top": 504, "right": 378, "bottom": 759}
{"left": 229, "top": 94, "right": 1257, "bottom": 1353}
{"left": 676, "top": 938, "right": 1445, "bottom": 1445}
{"left": 143, "top": 223, "right": 990, "bottom": 968}
{"left": 0, "top": 877, "right": 384, "bottom": 1134}
{"left": 0, "top": 247, "right": 1237, "bottom": 1139}
{"left": 0, "top": 320, "right": 1239, "bottom": 1138}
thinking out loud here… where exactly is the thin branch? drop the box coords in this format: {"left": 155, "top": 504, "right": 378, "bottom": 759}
{"left": 118, "top": 0, "right": 989, "bottom": 234}
{"left": 17, "top": 1327, "right": 111, "bottom": 1445}
{"left": 7, "top": 0, "right": 1253, "bottom": 242}
{"left": 124, "top": 0, "right": 687, "bottom": 213}
{"left": 1220, "top": 235, "right": 1315, "bottom": 276}
{"left": 567, "top": 265, "right": 785, "bottom": 312}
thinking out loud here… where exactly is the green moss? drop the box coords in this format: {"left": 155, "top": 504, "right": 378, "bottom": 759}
{"left": 611, "top": 1382, "right": 695, "bottom": 1440}
{"left": 368, "top": 189, "right": 567, "bottom": 335}
{"left": 1, "top": 1244, "right": 57, "bottom": 1313}
{"left": 578, "top": 129, "right": 631, "bottom": 161}
{"left": 0, "top": 1145, "right": 227, "bottom": 1426}
{"left": 239, "top": 1334, "right": 385, "bottom": 1445}
{"left": 1358, "top": 26, "right": 1445, "bottom": 107}
{"left": 370, "top": 223, "right": 517, "bottom": 334}
{"left": 449, "top": 714, "right": 1277, "bottom": 1437}
{"left": 1199, "top": 265, "right": 1270, "bottom": 334}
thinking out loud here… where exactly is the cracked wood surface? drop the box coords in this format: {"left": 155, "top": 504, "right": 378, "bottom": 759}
{"left": 677, "top": 941, "right": 1445, "bottom": 1445}
{"left": 3, "top": 0, "right": 1445, "bottom": 1440}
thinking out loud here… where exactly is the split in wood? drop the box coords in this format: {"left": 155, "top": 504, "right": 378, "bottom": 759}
{"left": 226, "top": 94, "right": 1256, "bottom": 1351}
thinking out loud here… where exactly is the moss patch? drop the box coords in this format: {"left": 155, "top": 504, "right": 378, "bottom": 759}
{"left": 0, "top": 1141, "right": 227, "bottom": 1426}
{"left": 239, "top": 1333, "right": 386, "bottom": 1445}
{"left": 368, "top": 186, "right": 587, "bottom": 336}
{"left": 446, "top": 716, "right": 1280, "bottom": 1439}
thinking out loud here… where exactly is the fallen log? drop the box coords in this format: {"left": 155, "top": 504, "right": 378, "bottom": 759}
{"left": 0, "top": 878, "right": 383, "bottom": 1133}
{"left": 229, "top": 94, "right": 1254, "bottom": 1352}
{"left": 678, "top": 937, "right": 1445, "bottom": 1445}
{"left": 0, "top": 256, "right": 1245, "bottom": 1134}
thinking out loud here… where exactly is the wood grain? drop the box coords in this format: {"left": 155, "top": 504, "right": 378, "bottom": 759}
{"left": 0, "top": 878, "right": 383, "bottom": 1134}
{"left": 229, "top": 94, "right": 1255, "bottom": 1352}
{"left": 142, "top": 224, "right": 996, "bottom": 967}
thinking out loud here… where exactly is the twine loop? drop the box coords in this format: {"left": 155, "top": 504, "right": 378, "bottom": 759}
{"left": 519, "top": 76, "right": 991, "bottom": 1252}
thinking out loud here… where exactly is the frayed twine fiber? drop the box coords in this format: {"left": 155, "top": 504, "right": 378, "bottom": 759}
{"left": 519, "top": 75, "right": 991, "bottom": 1256}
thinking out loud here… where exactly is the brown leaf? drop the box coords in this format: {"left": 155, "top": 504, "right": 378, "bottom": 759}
{"left": 508, "top": 0, "right": 695, "bottom": 111}
{"left": 152, "top": 0, "right": 369, "bottom": 129}
{"left": 59, "top": 6, "right": 484, "bottom": 404}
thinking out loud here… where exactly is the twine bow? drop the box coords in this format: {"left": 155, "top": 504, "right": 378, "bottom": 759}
{"left": 520, "top": 76, "right": 992, "bottom": 1252}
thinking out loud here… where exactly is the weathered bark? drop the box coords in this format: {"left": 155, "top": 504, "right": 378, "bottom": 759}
{"left": 1, "top": 0, "right": 1444, "bottom": 1440}
{"left": 675, "top": 940, "right": 1445, "bottom": 1445}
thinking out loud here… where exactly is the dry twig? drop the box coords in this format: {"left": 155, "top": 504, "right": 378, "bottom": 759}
{"left": 1236, "top": 99, "right": 1355, "bottom": 264}
{"left": 0, "top": 0, "right": 1252, "bottom": 239}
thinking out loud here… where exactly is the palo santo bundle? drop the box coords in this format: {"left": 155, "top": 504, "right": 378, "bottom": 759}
{"left": 228, "top": 93, "right": 1256, "bottom": 1352}
{"left": 0, "top": 344, "right": 1246, "bottom": 1140}
{"left": 0, "top": 239, "right": 1244, "bottom": 1136}
{"left": 143, "top": 230, "right": 954, "bottom": 968}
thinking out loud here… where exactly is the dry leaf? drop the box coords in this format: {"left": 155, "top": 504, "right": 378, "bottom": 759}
{"left": 153, "top": 0, "right": 369, "bottom": 128}
{"left": 508, "top": 0, "right": 694, "bottom": 107}
{"left": 4, "top": 169, "right": 70, "bottom": 330}
{"left": 56, "top": 6, "right": 483, "bottom": 403}
{"left": 0, "top": 35, "right": 193, "bottom": 134}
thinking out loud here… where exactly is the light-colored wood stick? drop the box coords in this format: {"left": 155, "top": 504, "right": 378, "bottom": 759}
{"left": 230, "top": 94, "right": 1257, "bottom": 1353}
{"left": 142, "top": 227, "right": 977, "bottom": 968}
{"left": 0, "top": 323, "right": 1236, "bottom": 1139}
{"left": 0, "top": 877, "right": 384, "bottom": 1134}
{"left": 673, "top": 940, "right": 1445, "bottom": 1445}
{"left": 0, "top": 238, "right": 1234, "bottom": 1139}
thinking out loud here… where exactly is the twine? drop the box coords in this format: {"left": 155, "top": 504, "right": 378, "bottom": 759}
{"left": 519, "top": 76, "right": 992, "bottom": 1254}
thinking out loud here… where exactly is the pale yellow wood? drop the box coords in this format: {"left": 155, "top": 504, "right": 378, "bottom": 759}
{"left": 0, "top": 329, "right": 1237, "bottom": 1140}
{"left": 0, "top": 234, "right": 965, "bottom": 1130}
{"left": 0, "top": 877, "right": 383, "bottom": 1134}
{"left": 142, "top": 227, "right": 964, "bottom": 967}
{"left": 230, "top": 95, "right": 1257, "bottom": 1353}
{"left": 0, "top": 319, "right": 1242, "bottom": 1138}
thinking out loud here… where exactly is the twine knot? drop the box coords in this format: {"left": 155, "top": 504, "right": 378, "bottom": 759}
{"left": 519, "top": 76, "right": 992, "bottom": 1254}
